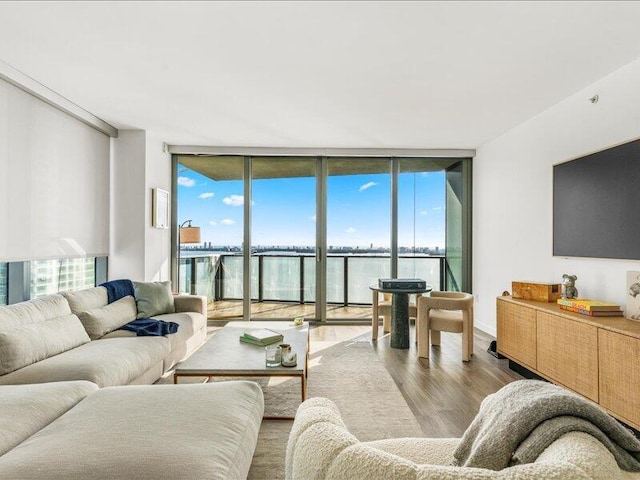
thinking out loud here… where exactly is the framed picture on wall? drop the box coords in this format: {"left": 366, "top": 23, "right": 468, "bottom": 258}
{"left": 152, "top": 188, "right": 169, "bottom": 229}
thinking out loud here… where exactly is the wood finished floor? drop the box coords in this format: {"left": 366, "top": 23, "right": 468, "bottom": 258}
{"left": 309, "top": 323, "right": 523, "bottom": 437}
{"left": 210, "top": 315, "right": 524, "bottom": 438}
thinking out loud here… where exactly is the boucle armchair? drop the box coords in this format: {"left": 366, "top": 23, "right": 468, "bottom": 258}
{"left": 286, "top": 397, "right": 634, "bottom": 480}
{"left": 416, "top": 291, "right": 473, "bottom": 361}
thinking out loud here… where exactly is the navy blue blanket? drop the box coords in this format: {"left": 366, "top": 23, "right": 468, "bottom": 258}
{"left": 100, "top": 279, "right": 179, "bottom": 337}
{"left": 119, "top": 318, "right": 179, "bottom": 337}
{"left": 100, "top": 279, "right": 135, "bottom": 304}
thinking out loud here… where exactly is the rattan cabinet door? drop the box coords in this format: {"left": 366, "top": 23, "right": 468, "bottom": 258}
{"left": 537, "top": 312, "right": 598, "bottom": 402}
{"left": 497, "top": 298, "right": 537, "bottom": 369}
{"left": 599, "top": 329, "right": 640, "bottom": 430}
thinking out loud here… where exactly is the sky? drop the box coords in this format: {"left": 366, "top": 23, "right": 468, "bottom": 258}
{"left": 177, "top": 161, "right": 446, "bottom": 249}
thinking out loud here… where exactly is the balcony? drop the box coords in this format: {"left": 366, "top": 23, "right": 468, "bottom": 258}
{"left": 179, "top": 252, "right": 444, "bottom": 320}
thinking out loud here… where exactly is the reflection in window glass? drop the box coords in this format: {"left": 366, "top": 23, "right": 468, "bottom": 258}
{"left": 398, "top": 160, "right": 447, "bottom": 291}
{"left": 398, "top": 161, "right": 446, "bottom": 259}
{"left": 0, "top": 263, "right": 7, "bottom": 305}
{"left": 30, "top": 257, "right": 96, "bottom": 299}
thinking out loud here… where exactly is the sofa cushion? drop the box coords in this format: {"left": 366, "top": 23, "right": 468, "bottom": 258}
{"left": 0, "top": 381, "right": 98, "bottom": 457}
{"left": 77, "top": 295, "right": 137, "bottom": 340}
{"left": 0, "top": 336, "right": 171, "bottom": 387}
{"left": 0, "top": 381, "right": 264, "bottom": 480}
{"left": 101, "top": 311, "right": 205, "bottom": 351}
{"left": 134, "top": 281, "right": 175, "bottom": 318}
{"left": 154, "top": 311, "right": 206, "bottom": 350}
{"left": 61, "top": 287, "right": 108, "bottom": 314}
{"left": 0, "top": 294, "right": 71, "bottom": 330}
{"left": 0, "top": 314, "right": 91, "bottom": 375}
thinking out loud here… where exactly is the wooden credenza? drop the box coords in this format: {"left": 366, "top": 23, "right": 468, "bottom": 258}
{"left": 497, "top": 296, "right": 640, "bottom": 430}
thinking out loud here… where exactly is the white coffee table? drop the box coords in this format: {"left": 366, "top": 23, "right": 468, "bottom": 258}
{"left": 174, "top": 321, "right": 309, "bottom": 419}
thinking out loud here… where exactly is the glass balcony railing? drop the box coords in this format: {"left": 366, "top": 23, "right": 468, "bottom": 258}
{"left": 179, "top": 252, "right": 444, "bottom": 307}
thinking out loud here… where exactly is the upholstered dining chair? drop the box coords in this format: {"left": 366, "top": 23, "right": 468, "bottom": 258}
{"left": 371, "top": 292, "right": 418, "bottom": 341}
{"left": 416, "top": 291, "right": 474, "bottom": 361}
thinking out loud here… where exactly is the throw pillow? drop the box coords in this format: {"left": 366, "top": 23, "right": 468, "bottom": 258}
{"left": 61, "top": 287, "right": 109, "bottom": 314}
{"left": 77, "top": 295, "right": 137, "bottom": 340}
{"left": 0, "top": 314, "right": 91, "bottom": 375}
{"left": 133, "top": 281, "right": 175, "bottom": 318}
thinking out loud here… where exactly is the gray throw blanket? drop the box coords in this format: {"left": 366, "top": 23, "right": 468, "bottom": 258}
{"left": 452, "top": 380, "right": 640, "bottom": 471}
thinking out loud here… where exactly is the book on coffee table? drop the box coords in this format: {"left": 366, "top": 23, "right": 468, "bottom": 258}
{"left": 239, "top": 329, "right": 283, "bottom": 346}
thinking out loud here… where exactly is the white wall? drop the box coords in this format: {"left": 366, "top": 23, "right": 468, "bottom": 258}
{"left": 0, "top": 78, "right": 110, "bottom": 262}
{"left": 109, "top": 130, "right": 172, "bottom": 282}
{"left": 473, "top": 56, "right": 640, "bottom": 336}
{"left": 109, "top": 130, "right": 146, "bottom": 280}
{"left": 144, "top": 133, "right": 172, "bottom": 282}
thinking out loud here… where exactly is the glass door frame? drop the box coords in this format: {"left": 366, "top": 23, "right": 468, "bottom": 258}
{"left": 316, "top": 158, "right": 327, "bottom": 321}
{"left": 171, "top": 149, "right": 474, "bottom": 322}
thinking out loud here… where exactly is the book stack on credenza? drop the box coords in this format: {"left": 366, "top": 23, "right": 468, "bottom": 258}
{"left": 556, "top": 298, "right": 623, "bottom": 317}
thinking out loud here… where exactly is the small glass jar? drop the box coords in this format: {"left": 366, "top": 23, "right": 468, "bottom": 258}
{"left": 280, "top": 343, "right": 297, "bottom": 367}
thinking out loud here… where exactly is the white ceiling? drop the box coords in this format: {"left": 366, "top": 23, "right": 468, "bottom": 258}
{"left": 1, "top": 1, "right": 640, "bottom": 149}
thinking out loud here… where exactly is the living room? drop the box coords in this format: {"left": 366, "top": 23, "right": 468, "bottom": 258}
{"left": 2, "top": 2, "right": 640, "bottom": 479}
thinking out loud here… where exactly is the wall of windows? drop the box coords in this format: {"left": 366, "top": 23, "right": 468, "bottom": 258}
{"left": 30, "top": 257, "right": 97, "bottom": 299}
{"left": 175, "top": 153, "right": 472, "bottom": 321}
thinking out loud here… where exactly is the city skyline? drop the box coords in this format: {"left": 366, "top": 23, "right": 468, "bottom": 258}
{"left": 178, "top": 163, "right": 446, "bottom": 250}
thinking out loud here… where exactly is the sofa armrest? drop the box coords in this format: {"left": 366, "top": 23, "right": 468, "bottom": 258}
{"left": 173, "top": 295, "right": 207, "bottom": 316}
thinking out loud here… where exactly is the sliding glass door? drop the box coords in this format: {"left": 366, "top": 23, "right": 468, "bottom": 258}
{"left": 326, "top": 159, "right": 391, "bottom": 319}
{"left": 397, "top": 159, "right": 447, "bottom": 291}
{"left": 176, "top": 156, "right": 245, "bottom": 319}
{"left": 250, "top": 158, "right": 317, "bottom": 320}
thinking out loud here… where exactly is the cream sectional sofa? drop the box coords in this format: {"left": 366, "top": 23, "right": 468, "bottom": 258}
{"left": 287, "top": 398, "right": 640, "bottom": 480}
{"left": 0, "top": 286, "right": 207, "bottom": 387}
{"left": 0, "top": 379, "right": 264, "bottom": 480}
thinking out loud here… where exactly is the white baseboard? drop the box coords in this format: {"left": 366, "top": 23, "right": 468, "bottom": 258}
{"left": 474, "top": 318, "right": 496, "bottom": 337}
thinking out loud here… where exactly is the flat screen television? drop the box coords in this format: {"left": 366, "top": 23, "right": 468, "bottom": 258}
{"left": 553, "top": 138, "right": 640, "bottom": 260}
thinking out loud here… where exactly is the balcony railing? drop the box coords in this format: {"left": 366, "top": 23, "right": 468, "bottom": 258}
{"left": 179, "top": 253, "right": 444, "bottom": 306}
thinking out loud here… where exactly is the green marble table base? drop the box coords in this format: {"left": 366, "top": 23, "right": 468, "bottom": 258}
{"left": 390, "top": 293, "right": 410, "bottom": 349}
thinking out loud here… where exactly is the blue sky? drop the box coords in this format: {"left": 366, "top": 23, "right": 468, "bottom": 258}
{"left": 177, "top": 164, "right": 445, "bottom": 249}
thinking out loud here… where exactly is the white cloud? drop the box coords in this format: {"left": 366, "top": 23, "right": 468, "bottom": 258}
{"left": 345, "top": 227, "right": 356, "bottom": 233}
{"left": 309, "top": 214, "right": 316, "bottom": 222}
{"left": 420, "top": 211, "right": 428, "bottom": 216}
{"left": 178, "top": 176, "right": 195, "bottom": 187}
{"left": 223, "top": 195, "right": 244, "bottom": 206}
{"left": 359, "top": 181, "right": 377, "bottom": 192}
{"left": 220, "top": 219, "right": 235, "bottom": 225}
{"left": 199, "top": 192, "right": 215, "bottom": 199}
{"left": 208, "top": 220, "right": 217, "bottom": 226}
{"left": 432, "top": 206, "right": 443, "bottom": 211}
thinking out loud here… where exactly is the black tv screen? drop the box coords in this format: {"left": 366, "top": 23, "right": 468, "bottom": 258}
{"left": 553, "top": 138, "right": 640, "bottom": 260}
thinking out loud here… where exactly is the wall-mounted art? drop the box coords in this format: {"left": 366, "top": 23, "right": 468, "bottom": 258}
{"left": 152, "top": 188, "right": 170, "bottom": 229}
